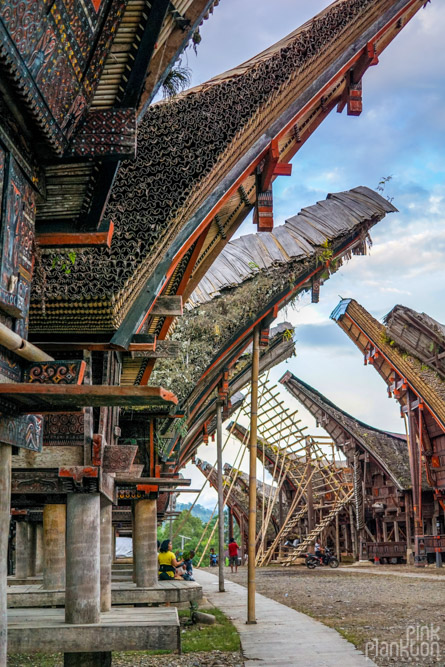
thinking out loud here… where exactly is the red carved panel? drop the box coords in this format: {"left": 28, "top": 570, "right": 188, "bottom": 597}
{"left": 24, "top": 360, "right": 86, "bottom": 384}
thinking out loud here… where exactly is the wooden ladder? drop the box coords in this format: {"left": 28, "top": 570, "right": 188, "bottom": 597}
{"left": 280, "top": 489, "right": 354, "bottom": 566}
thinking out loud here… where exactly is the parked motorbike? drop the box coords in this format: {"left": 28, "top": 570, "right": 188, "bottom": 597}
{"left": 305, "top": 547, "right": 339, "bottom": 569}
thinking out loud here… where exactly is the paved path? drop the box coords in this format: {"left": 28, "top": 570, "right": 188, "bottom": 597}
{"left": 194, "top": 569, "right": 375, "bottom": 666}
{"left": 340, "top": 566, "right": 445, "bottom": 581}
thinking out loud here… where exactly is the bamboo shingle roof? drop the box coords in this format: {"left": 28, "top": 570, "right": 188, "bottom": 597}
{"left": 331, "top": 299, "right": 445, "bottom": 430}
{"left": 188, "top": 187, "right": 396, "bottom": 307}
{"left": 30, "top": 0, "right": 406, "bottom": 339}
{"left": 384, "top": 305, "right": 445, "bottom": 381}
{"left": 279, "top": 371, "right": 412, "bottom": 490}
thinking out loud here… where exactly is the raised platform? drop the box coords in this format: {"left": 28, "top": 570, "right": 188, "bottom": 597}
{"left": 8, "top": 606, "right": 180, "bottom": 654}
{"left": 7, "top": 580, "right": 202, "bottom": 607}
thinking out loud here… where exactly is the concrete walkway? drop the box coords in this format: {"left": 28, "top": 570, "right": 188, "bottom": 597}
{"left": 194, "top": 569, "right": 375, "bottom": 666}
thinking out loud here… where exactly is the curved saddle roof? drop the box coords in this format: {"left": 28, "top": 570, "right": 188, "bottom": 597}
{"left": 30, "top": 0, "right": 406, "bottom": 338}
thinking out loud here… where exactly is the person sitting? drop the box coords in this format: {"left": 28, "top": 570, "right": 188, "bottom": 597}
{"left": 228, "top": 537, "right": 240, "bottom": 573}
{"left": 158, "top": 539, "right": 184, "bottom": 580}
{"left": 182, "top": 550, "right": 195, "bottom": 581}
{"left": 209, "top": 547, "right": 218, "bottom": 567}
{"left": 314, "top": 540, "right": 323, "bottom": 560}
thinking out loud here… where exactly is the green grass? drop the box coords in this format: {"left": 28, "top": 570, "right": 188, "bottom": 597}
{"left": 180, "top": 608, "right": 240, "bottom": 653}
{"left": 336, "top": 627, "right": 362, "bottom": 647}
{"left": 8, "top": 654, "right": 62, "bottom": 667}
{"left": 117, "top": 607, "right": 240, "bottom": 659}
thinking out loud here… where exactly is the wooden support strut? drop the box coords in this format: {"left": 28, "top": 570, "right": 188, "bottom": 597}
{"left": 254, "top": 139, "right": 292, "bottom": 232}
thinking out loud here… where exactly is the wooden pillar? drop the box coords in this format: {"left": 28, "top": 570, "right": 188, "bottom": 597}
{"left": 15, "top": 522, "right": 31, "bottom": 579}
{"left": 247, "top": 324, "right": 260, "bottom": 624}
{"left": 134, "top": 499, "right": 157, "bottom": 588}
{"left": 349, "top": 505, "right": 358, "bottom": 561}
{"left": 0, "top": 445, "right": 11, "bottom": 667}
{"left": 342, "top": 524, "right": 350, "bottom": 554}
{"left": 65, "top": 494, "right": 100, "bottom": 625}
{"left": 216, "top": 400, "right": 225, "bottom": 593}
{"left": 34, "top": 523, "right": 44, "bottom": 576}
{"left": 394, "top": 520, "right": 400, "bottom": 542}
{"left": 64, "top": 654, "right": 111, "bottom": 667}
{"left": 43, "top": 504, "right": 66, "bottom": 590}
{"left": 131, "top": 504, "right": 137, "bottom": 583}
{"left": 432, "top": 512, "right": 442, "bottom": 568}
{"left": 306, "top": 442, "right": 314, "bottom": 542}
{"left": 405, "top": 492, "right": 413, "bottom": 564}
{"left": 240, "top": 516, "right": 245, "bottom": 563}
{"left": 382, "top": 519, "right": 388, "bottom": 542}
{"left": 100, "top": 498, "right": 113, "bottom": 612}
{"left": 335, "top": 513, "right": 341, "bottom": 561}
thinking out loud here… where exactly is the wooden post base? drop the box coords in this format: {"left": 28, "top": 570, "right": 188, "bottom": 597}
{"left": 64, "top": 651, "right": 111, "bottom": 667}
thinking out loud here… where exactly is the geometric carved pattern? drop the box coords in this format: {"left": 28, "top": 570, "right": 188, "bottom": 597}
{"left": 24, "top": 360, "right": 86, "bottom": 384}
{"left": 102, "top": 445, "right": 138, "bottom": 473}
{"left": 43, "top": 412, "right": 84, "bottom": 447}
{"left": 66, "top": 108, "right": 136, "bottom": 159}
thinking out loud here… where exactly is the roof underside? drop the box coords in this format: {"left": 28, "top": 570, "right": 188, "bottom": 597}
{"left": 188, "top": 187, "right": 396, "bottom": 306}
{"left": 30, "top": 0, "right": 404, "bottom": 336}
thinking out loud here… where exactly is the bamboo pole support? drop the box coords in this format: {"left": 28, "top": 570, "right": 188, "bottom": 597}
{"left": 216, "top": 400, "right": 225, "bottom": 592}
{"left": 247, "top": 325, "right": 259, "bottom": 624}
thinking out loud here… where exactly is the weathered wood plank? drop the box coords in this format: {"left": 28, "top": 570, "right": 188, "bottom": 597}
{"left": 150, "top": 296, "right": 183, "bottom": 317}
{"left": 12, "top": 446, "right": 84, "bottom": 469}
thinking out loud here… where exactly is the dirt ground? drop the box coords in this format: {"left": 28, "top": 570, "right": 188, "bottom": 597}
{"left": 224, "top": 564, "right": 445, "bottom": 667}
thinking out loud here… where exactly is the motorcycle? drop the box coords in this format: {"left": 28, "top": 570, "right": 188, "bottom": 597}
{"left": 305, "top": 547, "right": 339, "bottom": 569}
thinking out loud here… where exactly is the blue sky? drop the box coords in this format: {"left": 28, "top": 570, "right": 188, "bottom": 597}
{"left": 177, "top": 1, "right": 445, "bottom": 508}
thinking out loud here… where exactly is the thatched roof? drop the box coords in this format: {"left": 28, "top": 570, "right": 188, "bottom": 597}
{"left": 150, "top": 187, "right": 395, "bottom": 402}
{"left": 30, "top": 0, "right": 401, "bottom": 336}
{"left": 188, "top": 187, "right": 396, "bottom": 307}
{"left": 384, "top": 305, "right": 445, "bottom": 381}
{"left": 331, "top": 299, "right": 445, "bottom": 430}
{"left": 279, "top": 371, "right": 412, "bottom": 490}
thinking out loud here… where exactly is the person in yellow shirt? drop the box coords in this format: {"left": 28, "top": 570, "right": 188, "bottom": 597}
{"left": 158, "top": 540, "right": 184, "bottom": 580}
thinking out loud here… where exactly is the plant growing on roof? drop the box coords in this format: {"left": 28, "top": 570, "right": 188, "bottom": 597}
{"left": 162, "top": 65, "right": 192, "bottom": 99}
{"left": 51, "top": 251, "right": 77, "bottom": 275}
{"left": 318, "top": 239, "right": 333, "bottom": 263}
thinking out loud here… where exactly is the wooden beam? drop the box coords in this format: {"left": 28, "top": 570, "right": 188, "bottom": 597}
{"left": 131, "top": 341, "right": 180, "bottom": 359}
{"left": 149, "top": 296, "right": 183, "bottom": 317}
{"left": 34, "top": 334, "right": 156, "bottom": 352}
{"left": 37, "top": 221, "right": 114, "bottom": 249}
{"left": 115, "top": 476, "right": 190, "bottom": 486}
{"left": 0, "top": 384, "right": 178, "bottom": 410}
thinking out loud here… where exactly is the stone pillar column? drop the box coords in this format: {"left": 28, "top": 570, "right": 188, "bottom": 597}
{"left": 65, "top": 493, "right": 100, "bottom": 625}
{"left": 28, "top": 523, "right": 37, "bottom": 577}
{"left": 34, "top": 523, "right": 44, "bottom": 575}
{"left": 0, "top": 445, "right": 11, "bottom": 667}
{"left": 43, "top": 504, "right": 66, "bottom": 590}
{"left": 131, "top": 504, "right": 137, "bottom": 583}
{"left": 100, "top": 498, "right": 112, "bottom": 612}
{"left": 134, "top": 499, "right": 157, "bottom": 588}
{"left": 15, "top": 522, "right": 31, "bottom": 579}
